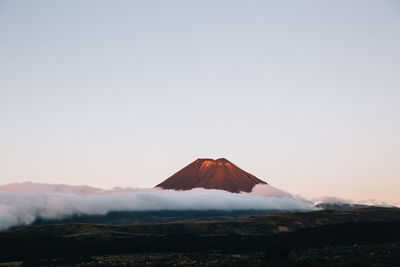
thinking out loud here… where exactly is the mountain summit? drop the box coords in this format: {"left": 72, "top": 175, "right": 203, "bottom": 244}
{"left": 156, "top": 158, "right": 267, "bottom": 193}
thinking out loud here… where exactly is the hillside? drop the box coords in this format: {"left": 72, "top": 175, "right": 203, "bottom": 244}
{"left": 0, "top": 207, "right": 400, "bottom": 266}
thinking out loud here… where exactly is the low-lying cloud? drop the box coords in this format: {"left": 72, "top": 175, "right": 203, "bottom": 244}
{"left": 0, "top": 182, "right": 317, "bottom": 231}
{"left": 312, "top": 196, "right": 394, "bottom": 207}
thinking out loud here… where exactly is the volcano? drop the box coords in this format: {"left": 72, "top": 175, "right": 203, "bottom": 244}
{"left": 156, "top": 158, "right": 267, "bottom": 193}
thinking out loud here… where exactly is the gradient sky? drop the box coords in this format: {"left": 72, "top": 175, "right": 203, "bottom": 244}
{"left": 1, "top": 1, "right": 399, "bottom": 204}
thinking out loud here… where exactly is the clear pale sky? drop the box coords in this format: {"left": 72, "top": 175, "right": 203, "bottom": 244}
{"left": 1, "top": 1, "right": 399, "bottom": 204}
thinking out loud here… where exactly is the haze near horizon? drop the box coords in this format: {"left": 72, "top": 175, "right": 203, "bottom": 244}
{"left": 0, "top": 1, "right": 399, "bottom": 204}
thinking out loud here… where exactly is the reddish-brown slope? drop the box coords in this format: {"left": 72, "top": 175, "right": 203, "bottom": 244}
{"left": 156, "top": 158, "right": 267, "bottom": 193}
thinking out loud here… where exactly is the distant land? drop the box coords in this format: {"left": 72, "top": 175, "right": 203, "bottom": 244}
{"left": 27, "top": 203, "right": 389, "bottom": 227}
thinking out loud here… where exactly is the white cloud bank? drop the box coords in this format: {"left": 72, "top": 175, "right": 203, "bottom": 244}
{"left": 0, "top": 182, "right": 317, "bottom": 231}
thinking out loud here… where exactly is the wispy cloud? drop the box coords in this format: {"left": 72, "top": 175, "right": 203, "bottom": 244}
{"left": 312, "top": 195, "right": 395, "bottom": 207}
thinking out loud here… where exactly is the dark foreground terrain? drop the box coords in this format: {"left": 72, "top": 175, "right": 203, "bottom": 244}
{"left": 1, "top": 207, "right": 400, "bottom": 266}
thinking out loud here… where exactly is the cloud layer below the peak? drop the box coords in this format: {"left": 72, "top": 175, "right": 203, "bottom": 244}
{"left": 0, "top": 182, "right": 317, "bottom": 231}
